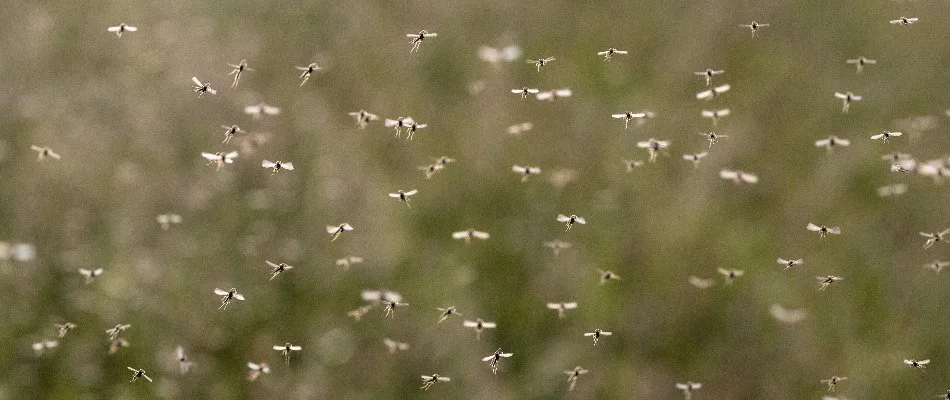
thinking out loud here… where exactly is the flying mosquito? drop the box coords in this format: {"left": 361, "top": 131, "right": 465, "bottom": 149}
{"left": 226, "top": 60, "right": 253, "bottom": 88}
{"left": 815, "top": 136, "right": 851, "bottom": 151}
{"left": 382, "top": 299, "right": 408, "bottom": 317}
{"left": 389, "top": 190, "right": 418, "bottom": 207}
{"left": 536, "top": 88, "right": 572, "bottom": 101}
{"left": 463, "top": 318, "right": 496, "bottom": 340}
{"left": 719, "top": 169, "right": 759, "bottom": 184}
{"left": 109, "top": 338, "right": 130, "bottom": 354}
{"left": 583, "top": 329, "right": 612, "bottom": 345}
{"left": 213, "top": 288, "right": 245, "bottom": 310}
{"left": 175, "top": 346, "right": 194, "bottom": 375}
{"left": 261, "top": 160, "right": 293, "bottom": 174}
{"left": 718, "top": 268, "right": 744, "bottom": 285}
{"left": 846, "top": 56, "right": 876, "bottom": 73}
{"left": 623, "top": 159, "right": 645, "bottom": 172}
{"left": 384, "top": 116, "right": 415, "bottom": 138}
{"left": 877, "top": 183, "right": 908, "bottom": 197}
{"left": 79, "top": 268, "right": 104, "bottom": 284}
{"left": 871, "top": 131, "right": 902, "bottom": 143}
{"left": 777, "top": 258, "right": 804, "bottom": 270}
{"left": 701, "top": 109, "right": 730, "bottom": 126}
{"left": 695, "top": 68, "right": 725, "bottom": 86}
{"left": 599, "top": 269, "right": 621, "bottom": 285}
{"left": 191, "top": 77, "right": 216, "bottom": 98}
{"left": 156, "top": 213, "right": 182, "bottom": 230}
{"left": 55, "top": 322, "right": 77, "bottom": 338}
{"left": 264, "top": 260, "right": 294, "bottom": 280}
{"left": 696, "top": 84, "right": 731, "bottom": 100}
{"left": 543, "top": 240, "right": 572, "bottom": 256}
{"left": 295, "top": 63, "right": 322, "bottom": 86}
{"left": 807, "top": 223, "right": 841, "bottom": 238}
{"left": 327, "top": 223, "right": 354, "bottom": 242}
{"left": 612, "top": 112, "right": 647, "bottom": 129}
{"left": 890, "top": 17, "right": 919, "bottom": 25}
{"left": 247, "top": 362, "right": 270, "bottom": 381}
{"left": 107, "top": 23, "right": 137, "bottom": 38}
{"left": 127, "top": 367, "right": 152, "bottom": 383}
{"left": 557, "top": 214, "right": 586, "bottom": 231}
{"left": 479, "top": 45, "right": 522, "bottom": 66}
{"left": 683, "top": 152, "right": 708, "bottom": 168}
{"left": 31, "top": 145, "right": 61, "bottom": 161}
{"left": 920, "top": 229, "right": 950, "bottom": 249}
{"left": 436, "top": 306, "right": 461, "bottom": 323}
{"left": 821, "top": 376, "right": 847, "bottom": 392}
{"left": 676, "top": 382, "right": 703, "bottom": 400}
{"left": 219, "top": 125, "right": 245, "bottom": 144}
{"left": 106, "top": 324, "right": 130, "bottom": 342}
{"left": 244, "top": 103, "right": 281, "bottom": 118}
{"left": 904, "top": 358, "right": 929, "bottom": 369}
{"left": 739, "top": 21, "right": 770, "bottom": 37}
{"left": 546, "top": 302, "right": 578, "bottom": 319}
{"left": 420, "top": 374, "right": 451, "bottom": 391}
{"left": 528, "top": 57, "right": 555, "bottom": 72}
{"left": 273, "top": 342, "right": 302, "bottom": 364}
{"left": 383, "top": 338, "right": 410, "bottom": 354}
{"left": 688, "top": 276, "right": 715, "bottom": 289}
{"left": 817, "top": 275, "right": 843, "bottom": 291}
{"left": 598, "top": 48, "right": 628, "bottom": 61}
{"left": 699, "top": 132, "right": 727, "bottom": 147}
{"left": 404, "top": 120, "right": 427, "bottom": 140}
{"left": 512, "top": 165, "right": 541, "bottom": 182}
{"left": 32, "top": 340, "right": 58, "bottom": 355}
{"left": 433, "top": 155, "right": 456, "bottom": 166}
{"left": 201, "top": 151, "right": 238, "bottom": 171}
{"left": 834, "top": 92, "right": 861, "bottom": 113}
{"left": 924, "top": 260, "right": 950, "bottom": 273}
{"left": 564, "top": 366, "right": 589, "bottom": 391}
{"left": 637, "top": 138, "right": 670, "bottom": 162}
{"left": 335, "top": 256, "right": 364, "bottom": 271}
{"left": 452, "top": 229, "right": 490, "bottom": 243}
{"left": 348, "top": 110, "right": 379, "bottom": 129}
{"left": 512, "top": 87, "right": 540, "bottom": 99}
{"left": 408, "top": 30, "right": 437, "bottom": 52}
{"left": 482, "top": 348, "right": 513, "bottom": 374}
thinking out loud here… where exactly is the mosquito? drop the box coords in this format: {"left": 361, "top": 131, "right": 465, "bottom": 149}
{"left": 32, "top": 340, "right": 58, "bottom": 355}
{"left": 699, "top": 132, "right": 727, "bottom": 147}
{"left": 612, "top": 111, "right": 647, "bottom": 129}
{"left": 904, "top": 358, "right": 929, "bottom": 369}
{"left": 696, "top": 84, "right": 731, "bottom": 100}
{"left": 388, "top": 189, "right": 419, "bottom": 208}
{"left": 213, "top": 288, "right": 245, "bottom": 310}
{"left": 347, "top": 305, "right": 373, "bottom": 321}
{"left": 512, "top": 165, "right": 542, "bottom": 182}
{"left": 877, "top": 184, "right": 908, "bottom": 197}
{"left": 383, "top": 338, "right": 410, "bottom": 354}
{"left": 543, "top": 240, "right": 572, "bottom": 256}
{"left": 564, "top": 366, "right": 589, "bottom": 391}
{"left": 834, "top": 92, "right": 861, "bottom": 113}
{"left": 623, "top": 159, "right": 644, "bottom": 172}
{"left": 890, "top": 17, "right": 919, "bottom": 25}
{"left": 557, "top": 214, "right": 586, "bottom": 231}
{"left": 536, "top": 88, "right": 572, "bottom": 101}
{"left": 718, "top": 268, "right": 744, "bottom": 285}
{"left": 463, "top": 318, "right": 496, "bottom": 340}
{"left": 599, "top": 269, "right": 621, "bottom": 285}
{"left": 739, "top": 21, "right": 770, "bottom": 37}
{"left": 79, "top": 268, "right": 104, "bottom": 284}
{"left": 528, "top": 57, "right": 555, "bottom": 72}
{"left": 817, "top": 275, "right": 843, "bottom": 291}
{"left": 546, "top": 302, "right": 578, "bottom": 319}
{"left": 31, "top": 145, "right": 61, "bottom": 161}
{"left": 106, "top": 324, "right": 130, "bottom": 342}
{"left": 770, "top": 304, "right": 807, "bottom": 324}
{"left": 719, "top": 169, "right": 759, "bottom": 184}
{"left": 348, "top": 110, "right": 379, "bottom": 129}
{"left": 807, "top": 223, "right": 841, "bottom": 238}
{"left": 382, "top": 299, "right": 408, "bottom": 317}
{"left": 821, "top": 376, "right": 847, "bottom": 392}
{"left": 695, "top": 68, "right": 725, "bottom": 86}
{"left": 777, "top": 258, "right": 804, "bottom": 270}
{"left": 408, "top": 30, "right": 437, "bottom": 52}
{"left": 435, "top": 306, "right": 462, "bottom": 323}
{"left": 924, "top": 260, "right": 949, "bottom": 273}
{"left": 109, "top": 337, "right": 130, "bottom": 354}
{"left": 452, "top": 229, "right": 490, "bottom": 243}
{"left": 327, "top": 223, "right": 353, "bottom": 242}
{"left": 701, "top": 109, "right": 730, "bottom": 126}
{"left": 404, "top": 120, "right": 427, "bottom": 140}
{"left": 55, "top": 322, "right": 77, "bottom": 338}
{"left": 871, "top": 131, "right": 902, "bottom": 143}
{"left": 262, "top": 260, "right": 293, "bottom": 281}
{"left": 512, "top": 87, "right": 540, "bottom": 99}
{"left": 482, "top": 348, "right": 513, "bottom": 374}
{"left": 127, "top": 367, "right": 152, "bottom": 383}
{"left": 191, "top": 77, "right": 216, "bottom": 98}
{"left": 583, "top": 329, "right": 612, "bottom": 345}
{"left": 637, "top": 138, "right": 670, "bottom": 163}
{"left": 226, "top": 60, "right": 253, "bottom": 88}
{"left": 335, "top": 256, "right": 364, "bottom": 271}
{"left": 598, "top": 48, "right": 628, "bottom": 61}
{"left": 273, "top": 342, "right": 302, "bottom": 364}
{"left": 107, "top": 23, "right": 137, "bottom": 38}
{"left": 676, "top": 382, "right": 702, "bottom": 400}
{"left": 846, "top": 56, "right": 876, "bottom": 73}
{"left": 479, "top": 45, "right": 522, "bottom": 66}
{"left": 295, "top": 63, "right": 322, "bottom": 86}
{"left": 688, "top": 276, "right": 715, "bottom": 289}
{"left": 262, "top": 160, "right": 293, "bottom": 174}
{"left": 176, "top": 346, "right": 194, "bottom": 375}
{"left": 384, "top": 116, "right": 415, "bottom": 138}
{"left": 920, "top": 229, "right": 950, "bottom": 249}
{"left": 219, "top": 125, "right": 244, "bottom": 144}
{"left": 156, "top": 213, "right": 182, "bottom": 230}
{"left": 420, "top": 374, "right": 451, "bottom": 391}
{"left": 247, "top": 362, "right": 270, "bottom": 381}
{"left": 244, "top": 103, "right": 281, "bottom": 118}
{"left": 683, "top": 152, "right": 708, "bottom": 168}
{"left": 815, "top": 136, "right": 851, "bottom": 151}
{"left": 507, "top": 122, "right": 534, "bottom": 135}
{"left": 202, "top": 151, "right": 238, "bottom": 171}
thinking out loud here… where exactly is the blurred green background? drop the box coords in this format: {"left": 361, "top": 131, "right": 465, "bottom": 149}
{"left": 3, "top": 0, "right": 950, "bottom": 398}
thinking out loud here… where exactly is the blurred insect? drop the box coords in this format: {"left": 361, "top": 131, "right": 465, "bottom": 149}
{"left": 623, "top": 159, "right": 645, "bottom": 172}
{"left": 770, "top": 304, "right": 807, "bottom": 324}
{"left": 637, "top": 138, "right": 670, "bottom": 162}
{"left": 890, "top": 17, "right": 919, "bottom": 25}
{"left": 247, "top": 362, "right": 270, "bottom": 381}
{"left": 701, "top": 109, "right": 730, "bottom": 126}
{"left": 106, "top": 324, "right": 130, "bottom": 342}
{"left": 846, "top": 56, "right": 876, "bottom": 73}
{"left": 870, "top": 130, "right": 903, "bottom": 143}
{"left": 54, "top": 322, "right": 76, "bottom": 338}
{"left": 265, "top": 260, "right": 294, "bottom": 280}
{"left": 612, "top": 111, "right": 647, "bottom": 129}
{"left": 834, "top": 92, "right": 861, "bottom": 113}
{"left": 261, "top": 160, "right": 293, "bottom": 174}
{"left": 175, "top": 346, "right": 194, "bottom": 375}
{"left": 213, "top": 288, "right": 245, "bottom": 310}
{"left": 295, "top": 63, "right": 322, "bottom": 86}
{"left": 403, "top": 120, "right": 427, "bottom": 140}
{"left": 891, "top": 163, "right": 913, "bottom": 173}
{"left": 408, "top": 30, "right": 437, "bottom": 52}
{"left": 244, "top": 103, "right": 281, "bottom": 119}
{"left": 536, "top": 88, "right": 572, "bottom": 101}
{"left": 31, "top": 145, "right": 61, "bottom": 161}
{"left": 564, "top": 366, "right": 589, "bottom": 391}
{"left": 273, "top": 342, "right": 302, "bottom": 364}
{"left": 918, "top": 160, "right": 950, "bottom": 183}
{"left": 718, "top": 268, "right": 744, "bottom": 285}
{"left": 327, "top": 223, "right": 354, "bottom": 242}
{"left": 719, "top": 169, "right": 759, "bottom": 184}
{"left": 920, "top": 229, "right": 949, "bottom": 249}
{"left": 191, "top": 77, "right": 216, "bottom": 98}
{"left": 598, "top": 48, "right": 628, "bottom": 61}
{"left": 739, "top": 21, "right": 770, "bottom": 37}
{"left": 479, "top": 45, "right": 522, "bottom": 66}
{"left": 543, "top": 240, "right": 572, "bottom": 256}
{"left": 583, "top": 328, "right": 612, "bottom": 345}
{"left": 557, "top": 214, "right": 586, "bottom": 231}
{"left": 924, "top": 260, "right": 949, "bottom": 273}
{"left": 688, "top": 276, "right": 715, "bottom": 289}
{"left": 937, "top": 389, "right": 950, "bottom": 400}
{"left": 817, "top": 275, "right": 843, "bottom": 291}
{"left": 0, "top": 242, "right": 35, "bottom": 262}
{"left": 361, "top": 289, "right": 403, "bottom": 305}
{"left": 701, "top": 132, "right": 729, "bottom": 148}
{"left": 384, "top": 116, "right": 415, "bottom": 138}
{"left": 546, "top": 302, "right": 578, "bottom": 319}
{"left": 696, "top": 84, "right": 731, "bottom": 100}
{"left": 683, "top": 152, "right": 708, "bottom": 168}
{"left": 676, "top": 381, "right": 702, "bottom": 400}
{"left": 512, "top": 165, "right": 542, "bottom": 182}
{"left": 599, "top": 269, "right": 621, "bottom": 285}
{"left": 512, "top": 87, "right": 540, "bottom": 99}
{"left": 32, "top": 340, "right": 58, "bottom": 355}
{"left": 433, "top": 156, "right": 456, "bottom": 166}
{"left": 155, "top": 213, "right": 182, "bottom": 230}
{"left": 436, "top": 306, "right": 461, "bottom": 323}
{"left": 219, "top": 125, "right": 245, "bottom": 144}
{"left": 348, "top": 110, "right": 379, "bottom": 129}
{"left": 335, "top": 256, "right": 364, "bottom": 271}
{"left": 904, "top": 358, "right": 929, "bottom": 369}
{"left": 347, "top": 305, "right": 373, "bottom": 321}
{"left": 127, "top": 367, "right": 152, "bottom": 383}
{"left": 695, "top": 68, "right": 725, "bottom": 86}
{"left": 452, "top": 229, "right": 490, "bottom": 243}
{"left": 821, "top": 376, "right": 847, "bottom": 392}
{"left": 226, "top": 60, "right": 253, "bottom": 88}
{"left": 383, "top": 338, "right": 410, "bottom": 354}
{"left": 815, "top": 136, "right": 850, "bottom": 152}
{"left": 109, "top": 337, "right": 130, "bottom": 354}
{"left": 507, "top": 122, "right": 534, "bottom": 135}
{"left": 877, "top": 184, "right": 908, "bottom": 198}
{"left": 79, "top": 268, "right": 104, "bottom": 284}
{"left": 482, "top": 348, "right": 513, "bottom": 374}
{"left": 420, "top": 374, "right": 451, "bottom": 391}
{"left": 389, "top": 189, "right": 419, "bottom": 208}
{"left": 202, "top": 151, "right": 238, "bottom": 171}
{"left": 807, "top": 223, "right": 841, "bottom": 238}
{"left": 382, "top": 299, "right": 408, "bottom": 317}
{"left": 528, "top": 57, "right": 555, "bottom": 72}
{"left": 777, "top": 258, "right": 804, "bottom": 270}
{"left": 107, "top": 23, "right": 137, "bottom": 38}
{"left": 463, "top": 318, "right": 496, "bottom": 340}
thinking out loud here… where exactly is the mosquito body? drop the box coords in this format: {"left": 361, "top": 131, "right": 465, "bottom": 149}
{"left": 176, "top": 346, "right": 194, "bottom": 375}
{"left": 512, "top": 87, "right": 540, "bottom": 99}
{"left": 295, "top": 63, "right": 322, "bottom": 86}
{"left": 871, "top": 131, "right": 902, "bottom": 143}
{"left": 846, "top": 56, "right": 876, "bottom": 73}
{"left": 261, "top": 160, "right": 293, "bottom": 174}
{"left": 452, "top": 229, "right": 490, "bottom": 243}
{"left": 598, "top": 48, "right": 628, "bottom": 61}
{"left": 156, "top": 213, "right": 182, "bottom": 230}
{"left": 31, "top": 145, "right": 61, "bottom": 161}
{"left": 201, "top": 151, "right": 238, "bottom": 171}
{"left": 777, "top": 258, "right": 804, "bottom": 270}
{"left": 219, "top": 125, "right": 244, "bottom": 144}
{"left": 543, "top": 240, "right": 572, "bottom": 256}
{"left": 387, "top": 189, "right": 418, "bottom": 208}
{"left": 718, "top": 268, "right": 744, "bottom": 285}
{"left": 107, "top": 23, "right": 137, "bottom": 38}
{"left": 584, "top": 329, "right": 612, "bottom": 345}
{"left": 834, "top": 92, "right": 861, "bottom": 113}
{"left": 273, "top": 342, "right": 302, "bottom": 364}
{"left": 557, "top": 214, "right": 586, "bottom": 231}
{"left": 807, "top": 223, "right": 841, "bottom": 238}
{"left": 701, "top": 109, "right": 730, "bottom": 126}
{"left": 612, "top": 111, "right": 647, "bottom": 129}
{"left": 546, "top": 302, "right": 578, "bottom": 319}
{"left": 264, "top": 260, "right": 293, "bottom": 280}
{"left": 127, "top": 367, "right": 152, "bottom": 383}
{"left": 637, "top": 138, "right": 670, "bottom": 162}
{"left": 436, "top": 306, "right": 461, "bottom": 323}
{"left": 463, "top": 318, "right": 496, "bottom": 340}
{"left": 247, "top": 362, "right": 270, "bottom": 381}
{"left": 348, "top": 110, "right": 379, "bottom": 129}
{"left": 676, "top": 382, "right": 703, "bottom": 400}
{"left": 79, "top": 268, "right": 104, "bottom": 284}
{"left": 815, "top": 136, "right": 851, "bottom": 152}
{"left": 55, "top": 322, "right": 77, "bottom": 338}
{"left": 327, "top": 223, "right": 353, "bottom": 242}
{"left": 226, "top": 60, "right": 253, "bottom": 88}
{"left": 599, "top": 269, "right": 621, "bottom": 285}
{"left": 719, "top": 169, "right": 759, "bottom": 184}
{"left": 699, "top": 132, "right": 727, "bottom": 147}
{"left": 213, "top": 288, "right": 245, "bottom": 310}
{"left": 564, "top": 366, "right": 589, "bottom": 391}
{"left": 408, "top": 30, "right": 437, "bottom": 52}
{"left": 420, "top": 374, "right": 451, "bottom": 391}
{"left": 821, "top": 376, "right": 847, "bottom": 392}
{"left": 920, "top": 229, "right": 950, "bottom": 249}
{"left": 191, "top": 77, "right": 216, "bottom": 98}
{"left": 528, "top": 57, "right": 555, "bottom": 72}
{"left": 817, "top": 275, "right": 843, "bottom": 291}
{"left": 740, "top": 21, "right": 770, "bottom": 37}
{"left": 683, "top": 152, "right": 708, "bottom": 168}
{"left": 696, "top": 84, "right": 731, "bottom": 100}
{"left": 695, "top": 68, "right": 725, "bottom": 86}
{"left": 482, "top": 348, "right": 513, "bottom": 374}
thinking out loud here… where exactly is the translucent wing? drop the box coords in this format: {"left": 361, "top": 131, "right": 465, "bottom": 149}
{"left": 326, "top": 225, "right": 339, "bottom": 233}
{"left": 611, "top": 113, "right": 627, "bottom": 119}
{"left": 214, "top": 288, "right": 229, "bottom": 295}
{"left": 388, "top": 193, "right": 401, "bottom": 198}
{"left": 233, "top": 293, "right": 245, "bottom": 300}
{"left": 342, "top": 223, "right": 353, "bottom": 231}
{"left": 281, "top": 162, "right": 294, "bottom": 170}
{"left": 224, "top": 151, "right": 238, "bottom": 160}
{"left": 482, "top": 322, "right": 497, "bottom": 328}
{"left": 583, "top": 332, "right": 595, "bottom": 337}
{"left": 499, "top": 353, "right": 513, "bottom": 357}
{"left": 597, "top": 51, "right": 609, "bottom": 56}
{"left": 536, "top": 91, "right": 553, "bottom": 100}
{"left": 191, "top": 77, "right": 202, "bottom": 86}
{"left": 574, "top": 217, "right": 586, "bottom": 224}
{"left": 527, "top": 88, "right": 539, "bottom": 93}
{"left": 482, "top": 355, "right": 496, "bottom": 361}
{"left": 614, "top": 50, "right": 628, "bottom": 54}
{"left": 557, "top": 214, "right": 571, "bottom": 222}
{"left": 871, "top": 134, "right": 885, "bottom": 140}
{"left": 555, "top": 89, "right": 572, "bottom": 97}
{"left": 108, "top": 26, "right": 120, "bottom": 32}
{"left": 546, "top": 303, "right": 560, "bottom": 309}
{"left": 834, "top": 92, "right": 847, "bottom": 99}
{"left": 404, "top": 190, "right": 418, "bottom": 196}
{"left": 437, "top": 376, "right": 451, "bottom": 382}
{"left": 125, "top": 26, "right": 137, "bottom": 32}
{"left": 289, "top": 345, "right": 302, "bottom": 351}
{"left": 907, "top": 18, "right": 919, "bottom": 23}
{"left": 696, "top": 90, "right": 713, "bottom": 100}
{"left": 512, "top": 165, "right": 527, "bottom": 173}
{"left": 827, "top": 226, "right": 841, "bottom": 234}
{"left": 472, "top": 231, "right": 490, "bottom": 239}
{"left": 273, "top": 345, "right": 285, "bottom": 350}
{"left": 452, "top": 231, "right": 469, "bottom": 239}
{"left": 715, "top": 84, "right": 730, "bottom": 93}
{"left": 248, "top": 362, "right": 260, "bottom": 370}
{"left": 740, "top": 173, "right": 758, "bottom": 183}
{"left": 201, "top": 152, "right": 218, "bottom": 161}
{"left": 261, "top": 160, "right": 276, "bottom": 168}
{"left": 511, "top": 89, "right": 523, "bottom": 94}
{"left": 564, "top": 302, "right": 578, "bottom": 309}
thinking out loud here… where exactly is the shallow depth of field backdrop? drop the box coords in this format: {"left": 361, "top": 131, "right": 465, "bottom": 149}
{"left": 2, "top": 0, "right": 950, "bottom": 399}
